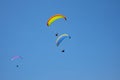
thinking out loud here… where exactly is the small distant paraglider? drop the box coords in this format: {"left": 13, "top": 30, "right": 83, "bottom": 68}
{"left": 11, "top": 56, "right": 22, "bottom": 68}
{"left": 11, "top": 56, "right": 22, "bottom": 61}
{"left": 47, "top": 14, "right": 67, "bottom": 26}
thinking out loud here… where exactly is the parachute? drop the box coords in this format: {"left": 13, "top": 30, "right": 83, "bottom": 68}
{"left": 56, "top": 34, "right": 71, "bottom": 47}
{"left": 11, "top": 56, "right": 22, "bottom": 61}
{"left": 47, "top": 14, "right": 67, "bottom": 26}
{"left": 11, "top": 56, "right": 23, "bottom": 68}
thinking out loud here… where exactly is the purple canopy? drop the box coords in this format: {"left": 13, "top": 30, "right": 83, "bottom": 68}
{"left": 11, "top": 56, "right": 22, "bottom": 61}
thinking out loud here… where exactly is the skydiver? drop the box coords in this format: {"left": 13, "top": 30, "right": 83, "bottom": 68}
{"left": 16, "top": 65, "right": 19, "bottom": 68}
{"left": 61, "top": 50, "right": 65, "bottom": 52}
{"left": 55, "top": 33, "right": 58, "bottom": 37}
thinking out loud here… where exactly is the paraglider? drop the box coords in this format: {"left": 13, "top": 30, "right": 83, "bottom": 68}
{"left": 47, "top": 14, "right": 67, "bottom": 26}
{"left": 11, "top": 56, "right": 22, "bottom": 68}
{"left": 56, "top": 33, "right": 71, "bottom": 47}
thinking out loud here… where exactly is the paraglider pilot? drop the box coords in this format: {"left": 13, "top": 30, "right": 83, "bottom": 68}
{"left": 61, "top": 50, "right": 65, "bottom": 52}
{"left": 16, "top": 65, "right": 19, "bottom": 68}
{"left": 55, "top": 33, "right": 58, "bottom": 36}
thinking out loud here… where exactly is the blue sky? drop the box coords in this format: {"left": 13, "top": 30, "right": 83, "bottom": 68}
{"left": 0, "top": 0, "right": 120, "bottom": 80}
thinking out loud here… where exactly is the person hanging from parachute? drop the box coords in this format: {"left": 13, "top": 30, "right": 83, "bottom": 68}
{"left": 55, "top": 33, "right": 59, "bottom": 37}
{"left": 61, "top": 49, "right": 65, "bottom": 52}
{"left": 56, "top": 33, "right": 71, "bottom": 53}
{"left": 16, "top": 65, "right": 19, "bottom": 68}
{"left": 11, "top": 56, "right": 23, "bottom": 68}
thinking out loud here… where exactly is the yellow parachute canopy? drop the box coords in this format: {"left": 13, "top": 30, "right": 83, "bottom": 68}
{"left": 47, "top": 14, "right": 67, "bottom": 26}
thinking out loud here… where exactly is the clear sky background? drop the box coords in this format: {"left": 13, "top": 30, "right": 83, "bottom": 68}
{"left": 0, "top": 0, "right": 120, "bottom": 80}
